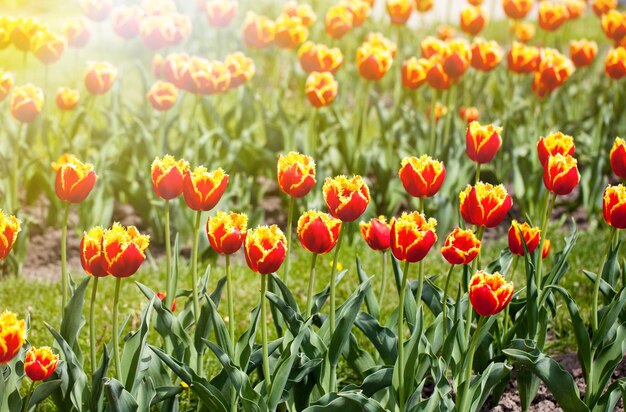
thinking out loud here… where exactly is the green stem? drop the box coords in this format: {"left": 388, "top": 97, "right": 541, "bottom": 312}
{"left": 61, "top": 202, "right": 70, "bottom": 314}
{"left": 305, "top": 253, "right": 318, "bottom": 318}
{"left": 464, "top": 226, "right": 485, "bottom": 343}
{"left": 442, "top": 84, "right": 456, "bottom": 153}
{"left": 164, "top": 200, "right": 173, "bottom": 310}
{"left": 535, "top": 192, "right": 556, "bottom": 289}
{"left": 475, "top": 163, "right": 481, "bottom": 184}
{"left": 397, "top": 260, "right": 410, "bottom": 411}
{"left": 592, "top": 227, "right": 618, "bottom": 331}
{"left": 282, "top": 197, "right": 295, "bottom": 288}
{"left": 22, "top": 380, "right": 35, "bottom": 412}
{"left": 191, "top": 211, "right": 202, "bottom": 375}
{"left": 226, "top": 255, "right": 235, "bottom": 351}
{"left": 113, "top": 277, "right": 123, "bottom": 383}
{"left": 378, "top": 251, "right": 388, "bottom": 308}
{"left": 503, "top": 256, "right": 519, "bottom": 338}
{"left": 442, "top": 264, "right": 455, "bottom": 340}
{"left": 328, "top": 225, "right": 345, "bottom": 392}
{"left": 459, "top": 316, "right": 487, "bottom": 412}
{"left": 428, "top": 90, "right": 439, "bottom": 154}
{"left": 89, "top": 276, "right": 99, "bottom": 375}
{"left": 308, "top": 109, "right": 318, "bottom": 157}
{"left": 260, "top": 275, "right": 271, "bottom": 393}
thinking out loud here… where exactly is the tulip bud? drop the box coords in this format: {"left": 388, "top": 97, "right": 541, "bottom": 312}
{"left": 244, "top": 225, "right": 287, "bottom": 275}
{"left": 402, "top": 57, "right": 431, "bottom": 89}
{"left": 441, "top": 227, "right": 481, "bottom": 265}
{"left": 0, "top": 210, "right": 20, "bottom": 260}
{"left": 542, "top": 239, "right": 551, "bottom": 259}
{"left": 84, "top": 61, "right": 117, "bottom": 95}
{"left": 80, "top": 226, "right": 108, "bottom": 277}
{"left": 151, "top": 155, "right": 190, "bottom": 200}
{"left": 52, "top": 154, "right": 97, "bottom": 203}
{"left": 10, "top": 84, "right": 44, "bottom": 123}
{"left": 436, "top": 25, "right": 455, "bottom": 41}
{"left": 182, "top": 167, "right": 229, "bottom": 211}
{"left": 610, "top": 137, "right": 626, "bottom": 179}
{"left": 81, "top": 0, "right": 113, "bottom": 22}
{"left": 323, "top": 175, "right": 370, "bottom": 222}
{"left": 305, "top": 71, "right": 338, "bottom": 108}
{"left": 592, "top": 0, "right": 617, "bottom": 17}
{"left": 111, "top": 5, "right": 143, "bottom": 39}
{"left": 24, "top": 347, "right": 59, "bottom": 381}
{"left": 508, "top": 220, "right": 541, "bottom": 256}
{"left": 469, "top": 271, "right": 513, "bottom": 316}
{"left": 147, "top": 81, "right": 178, "bottom": 111}
{"left": 603, "top": 184, "right": 626, "bottom": 229}
{"left": 297, "top": 210, "right": 342, "bottom": 254}
{"left": 359, "top": 216, "right": 391, "bottom": 251}
{"left": 512, "top": 21, "right": 535, "bottom": 43}
{"left": 390, "top": 212, "right": 437, "bottom": 263}
{"left": 0, "top": 311, "right": 26, "bottom": 364}
{"left": 543, "top": 154, "right": 580, "bottom": 195}
{"left": 156, "top": 292, "right": 177, "bottom": 311}
{"left": 569, "top": 39, "right": 598, "bottom": 68}
{"left": 325, "top": 4, "right": 353, "bottom": 40}
{"left": 537, "top": 131, "right": 575, "bottom": 167}
{"left": 503, "top": 0, "right": 534, "bottom": 20}
{"left": 605, "top": 47, "right": 626, "bottom": 80}
{"left": 206, "top": 211, "right": 248, "bottom": 254}
{"left": 277, "top": 152, "right": 316, "bottom": 198}
{"left": 103, "top": 223, "right": 149, "bottom": 278}
{"left": 242, "top": 12, "right": 275, "bottom": 48}
{"left": 460, "top": 6, "right": 487, "bottom": 36}
{"left": 205, "top": 0, "right": 238, "bottom": 28}
{"left": 398, "top": 155, "right": 446, "bottom": 198}
{"left": 386, "top": 0, "right": 413, "bottom": 25}
{"left": 56, "top": 87, "right": 80, "bottom": 111}
{"left": 466, "top": 121, "right": 503, "bottom": 164}
{"left": 459, "top": 106, "right": 480, "bottom": 124}
{"left": 274, "top": 15, "right": 308, "bottom": 49}
{"left": 460, "top": 182, "right": 513, "bottom": 228}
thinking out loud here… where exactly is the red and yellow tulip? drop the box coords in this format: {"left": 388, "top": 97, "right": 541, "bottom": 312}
{"left": 297, "top": 210, "right": 342, "bottom": 254}
{"left": 0, "top": 311, "right": 26, "bottom": 364}
{"left": 508, "top": 220, "right": 541, "bottom": 256}
{"left": 206, "top": 211, "right": 248, "bottom": 254}
{"left": 543, "top": 154, "right": 580, "bottom": 195}
{"left": 610, "top": 137, "right": 626, "bottom": 179}
{"left": 10, "top": 84, "right": 44, "bottom": 123}
{"left": 390, "top": 212, "right": 437, "bottom": 263}
{"left": 80, "top": 226, "right": 108, "bottom": 277}
{"left": 469, "top": 271, "right": 513, "bottom": 316}
{"left": 182, "top": 167, "right": 228, "bottom": 211}
{"left": 24, "top": 347, "right": 59, "bottom": 381}
{"left": 603, "top": 184, "right": 626, "bottom": 229}
{"left": 277, "top": 152, "right": 316, "bottom": 198}
{"left": 244, "top": 225, "right": 287, "bottom": 274}
{"left": 605, "top": 47, "right": 626, "bottom": 80}
{"left": 52, "top": 154, "right": 97, "bottom": 203}
{"left": 305, "top": 71, "right": 338, "bottom": 108}
{"left": 102, "top": 223, "right": 150, "bottom": 278}
{"left": 441, "top": 227, "right": 481, "bottom": 265}
{"left": 466, "top": 121, "right": 503, "bottom": 164}
{"left": 151, "top": 155, "right": 190, "bottom": 200}
{"left": 0, "top": 210, "right": 20, "bottom": 260}
{"left": 398, "top": 155, "right": 446, "bottom": 198}
{"left": 84, "top": 61, "right": 117, "bottom": 95}
{"left": 460, "top": 182, "right": 513, "bottom": 228}
{"left": 323, "top": 175, "right": 370, "bottom": 222}
{"left": 360, "top": 216, "right": 391, "bottom": 252}
{"left": 56, "top": 87, "right": 80, "bottom": 111}
{"left": 537, "top": 132, "right": 575, "bottom": 167}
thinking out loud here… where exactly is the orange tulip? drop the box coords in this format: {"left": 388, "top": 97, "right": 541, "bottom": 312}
{"left": 460, "top": 182, "right": 513, "bottom": 228}
{"left": 147, "top": 81, "right": 177, "bottom": 111}
{"left": 426, "top": 56, "right": 451, "bottom": 90}
{"left": 569, "top": 39, "right": 598, "bottom": 67}
{"left": 437, "top": 25, "right": 455, "bottom": 41}
{"left": 31, "top": 30, "right": 65, "bottom": 65}
{"left": 84, "top": 61, "right": 117, "bottom": 95}
{"left": 297, "top": 210, "right": 342, "bottom": 254}
{"left": 62, "top": 18, "right": 90, "bottom": 48}
{"left": 274, "top": 15, "right": 308, "bottom": 49}
{"left": 592, "top": 0, "right": 617, "bottom": 17}
{"left": 610, "top": 137, "right": 626, "bottom": 179}
{"left": 603, "top": 184, "right": 626, "bottom": 229}
{"left": 205, "top": 0, "right": 238, "bottom": 28}
{"left": 503, "top": 0, "right": 534, "bottom": 19}
{"left": 415, "top": 0, "right": 434, "bottom": 12}
{"left": 532, "top": 48, "right": 575, "bottom": 97}
{"left": 343, "top": 0, "right": 370, "bottom": 27}
{"left": 537, "top": 131, "right": 575, "bottom": 166}
{"left": 56, "top": 87, "right": 80, "bottom": 111}
{"left": 242, "top": 12, "right": 275, "bottom": 48}
{"left": 80, "top": 226, "right": 107, "bottom": 277}
{"left": 0, "top": 311, "right": 26, "bottom": 364}
{"left": 163, "top": 53, "right": 192, "bottom": 89}
{"left": 244, "top": 225, "right": 287, "bottom": 275}
{"left": 538, "top": 2, "right": 569, "bottom": 31}
{"left": 156, "top": 292, "right": 177, "bottom": 312}
{"left": 224, "top": 52, "right": 255, "bottom": 88}
{"left": 402, "top": 57, "right": 431, "bottom": 89}
{"left": 512, "top": 21, "right": 535, "bottom": 42}
{"left": 206, "top": 211, "right": 248, "bottom": 254}
{"left": 564, "top": 0, "right": 585, "bottom": 20}
{"left": 427, "top": 102, "right": 448, "bottom": 123}
{"left": 542, "top": 239, "right": 551, "bottom": 259}
{"left": 390, "top": 212, "right": 437, "bottom": 263}
{"left": 469, "top": 0, "right": 484, "bottom": 5}
{"left": 24, "top": 346, "right": 59, "bottom": 381}
{"left": 441, "top": 227, "right": 481, "bottom": 265}
{"left": 102, "top": 223, "right": 149, "bottom": 278}
{"left": 398, "top": 155, "right": 446, "bottom": 198}
{"left": 360, "top": 216, "right": 391, "bottom": 251}
{"left": 466, "top": 121, "right": 503, "bottom": 164}
{"left": 0, "top": 210, "right": 20, "bottom": 260}
{"left": 282, "top": 1, "right": 317, "bottom": 27}
{"left": 80, "top": 0, "right": 113, "bottom": 22}
{"left": 0, "top": 72, "right": 14, "bottom": 102}
{"left": 601, "top": 10, "right": 626, "bottom": 41}
{"left": 442, "top": 39, "right": 471, "bottom": 79}
{"left": 543, "top": 154, "right": 580, "bottom": 195}
{"left": 323, "top": 175, "right": 370, "bottom": 222}
{"left": 605, "top": 47, "right": 626, "bottom": 80}
{"left": 421, "top": 36, "right": 446, "bottom": 58}
{"left": 508, "top": 220, "right": 541, "bottom": 256}
{"left": 356, "top": 42, "right": 394, "bottom": 81}
{"left": 52, "top": 154, "right": 97, "bottom": 203}
{"left": 507, "top": 42, "right": 540, "bottom": 74}
{"left": 190, "top": 59, "right": 232, "bottom": 95}
{"left": 10, "top": 84, "right": 44, "bottom": 123}
{"left": 298, "top": 42, "right": 343, "bottom": 74}
{"left": 460, "top": 6, "right": 487, "bottom": 36}
{"left": 459, "top": 106, "right": 480, "bottom": 124}
{"left": 471, "top": 38, "right": 503, "bottom": 71}
{"left": 277, "top": 152, "right": 316, "bottom": 198}
{"left": 386, "top": 0, "right": 413, "bottom": 25}
{"left": 469, "top": 271, "right": 513, "bottom": 316}
{"left": 151, "top": 155, "right": 189, "bottom": 200}
{"left": 10, "top": 17, "right": 42, "bottom": 51}
{"left": 182, "top": 167, "right": 228, "bottom": 211}
{"left": 111, "top": 5, "right": 143, "bottom": 39}
{"left": 325, "top": 4, "right": 353, "bottom": 39}
{"left": 365, "top": 32, "right": 398, "bottom": 57}
{"left": 305, "top": 71, "right": 338, "bottom": 108}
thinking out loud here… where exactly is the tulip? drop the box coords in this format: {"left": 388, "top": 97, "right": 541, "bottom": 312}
{"left": 277, "top": 152, "right": 316, "bottom": 198}
{"left": 141, "top": 0, "right": 177, "bottom": 17}
{"left": 242, "top": 12, "right": 275, "bottom": 48}
{"left": 323, "top": 175, "right": 370, "bottom": 222}
{"left": 194, "top": 60, "right": 232, "bottom": 95}
{"left": 460, "top": 6, "right": 487, "bottom": 36}
{"left": 111, "top": 5, "right": 143, "bottom": 39}
{"left": 0, "top": 72, "right": 13, "bottom": 101}
{"left": 610, "top": 137, "right": 626, "bottom": 179}
{"left": 282, "top": 1, "right": 317, "bottom": 27}
{"left": 426, "top": 57, "right": 451, "bottom": 90}
{"left": 365, "top": 32, "right": 398, "bottom": 57}
{"left": 426, "top": 102, "right": 448, "bottom": 123}
{"left": 356, "top": 42, "right": 394, "bottom": 81}
{"left": 0, "top": 210, "right": 20, "bottom": 260}
{"left": 386, "top": 0, "right": 413, "bottom": 25}
{"left": 139, "top": 16, "right": 177, "bottom": 50}
{"left": 441, "top": 227, "right": 481, "bottom": 265}
{"left": 503, "top": 0, "right": 534, "bottom": 19}
{"left": 442, "top": 39, "right": 471, "bottom": 79}
{"left": 469, "top": 0, "right": 483, "bottom": 4}
{"left": 421, "top": 36, "right": 445, "bottom": 58}
{"left": 507, "top": 42, "right": 540, "bottom": 74}
{"left": 592, "top": 0, "right": 618, "bottom": 17}
{"left": 512, "top": 21, "right": 535, "bottom": 42}
{"left": 402, "top": 57, "right": 431, "bottom": 89}
{"left": 62, "top": 18, "right": 90, "bottom": 48}
{"left": 80, "top": 227, "right": 107, "bottom": 277}
{"left": 471, "top": 38, "right": 503, "bottom": 72}
{"left": 244, "top": 225, "right": 287, "bottom": 275}
{"left": 80, "top": 0, "right": 113, "bottom": 22}
{"left": 538, "top": 2, "right": 569, "bottom": 31}
{"left": 537, "top": 131, "right": 575, "bottom": 166}
{"left": 360, "top": 216, "right": 391, "bottom": 252}
{"left": 415, "top": 0, "right": 433, "bottom": 12}
{"left": 163, "top": 53, "right": 191, "bottom": 89}
{"left": 151, "top": 155, "right": 190, "bottom": 200}
{"left": 398, "top": 155, "right": 446, "bottom": 198}
{"left": 466, "top": 121, "right": 503, "bottom": 164}
{"left": 603, "top": 184, "right": 626, "bottom": 229}
{"left": 56, "top": 87, "right": 80, "bottom": 111}
{"left": 390, "top": 211, "right": 437, "bottom": 263}
{"left": 10, "top": 17, "right": 41, "bottom": 52}
{"left": 0, "top": 311, "right": 26, "bottom": 364}
{"left": 224, "top": 52, "right": 255, "bottom": 88}
{"left": 542, "top": 239, "right": 551, "bottom": 259}
{"left": 325, "top": 4, "right": 353, "bottom": 39}
{"left": 469, "top": 271, "right": 514, "bottom": 316}
{"left": 459, "top": 106, "right": 480, "bottom": 124}
{"left": 0, "top": 17, "right": 12, "bottom": 50}
{"left": 31, "top": 30, "right": 65, "bottom": 65}
{"left": 532, "top": 48, "right": 575, "bottom": 97}
{"left": 206, "top": 211, "right": 248, "bottom": 254}
{"left": 601, "top": 10, "right": 626, "bottom": 40}
{"left": 156, "top": 292, "right": 177, "bottom": 312}
{"left": 53, "top": 154, "right": 97, "bottom": 203}
{"left": 274, "top": 15, "right": 308, "bottom": 49}
{"left": 297, "top": 210, "right": 342, "bottom": 254}
{"left": 84, "top": 61, "right": 117, "bottom": 95}
{"left": 343, "top": 0, "right": 370, "bottom": 27}
{"left": 508, "top": 220, "right": 541, "bottom": 256}
{"left": 205, "top": 0, "right": 238, "bottom": 28}
{"left": 103, "top": 223, "right": 150, "bottom": 279}
{"left": 543, "top": 154, "right": 580, "bottom": 195}
{"left": 182, "top": 167, "right": 228, "bottom": 211}
{"left": 605, "top": 47, "right": 626, "bottom": 80}
{"left": 24, "top": 346, "right": 59, "bottom": 381}
{"left": 10, "top": 84, "right": 44, "bottom": 123}
{"left": 147, "top": 81, "right": 178, "bottom": 111}
{"left": 460, "top": 182, "right": 513, "bottom": 228}
{"left": 298, "top": 42, "right": 343, "bottom": 74}
{"left": 569, "top": 39, "right": 598, "bottom": 68}
{"left": 437, "top": 25, "right": 455, "bottom": 41}
{"left": 565, "top": 0, "right": 585, "bottom": 20}
{"left": 305, "top": 71, "right": 338, "bottom": 108}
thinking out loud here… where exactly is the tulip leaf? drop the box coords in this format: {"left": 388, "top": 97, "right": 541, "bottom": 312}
{"left": 27, "top": 379, "right": 61, "bottom": 412}
{"left": 593, "top": 287, "right": 626, "bottom": 352}
{"left": 121, "top": 297, "right": 153, "bottom": 393}
{"left": 588, "top": 324, "right": 626, "bottom": 408}
{"left": 356, "top": 256, "right": 380, "bottom": 319}
{"left": 594, "top": 378, "right": 626, "bottom": 412}
{"left": 60, "top": 276, "right": 90, "bottom": 360}
{"left": 391, "top": 256, "right": 417, "bottom": 332}
{"left": 582, "top": 271, "right": 616, "bottom": 301}
{"left": 91, "top": 345, "right": 111, "bottom": 412}
{"left": 269, "top": 273, "right": 300, "bottom": 314}
{"left": 104, "top": 378, "right": 138, "bottom": 412}
{"left": 541, "top": 223, "right": 578, "bottom": 292}
{"left": 134, "top": 377, "right": 156, "bottom": 412}
{"left": 310, "top": 269, "right": 347, "bottom": 316}
{"left": 235, "top": 303, "right": 261, "bottom": 370}
{"left": 303, "top": 391, "right": 387, "bottom": 412}
{"left": 205, "top": 296, "right": 233, "bottom": 358}
{"left": 354, "top": 312, "right": 397, "bottom": 365}
{"left": 413, "top": 276, "right": 444, "bottom": 316}
{"left": 466, "top": 362, "right": 513, "bottom": 412}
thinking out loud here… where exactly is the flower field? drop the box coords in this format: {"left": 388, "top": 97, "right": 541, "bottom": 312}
{"left": 1, "top": 0, "right": 626, "bottom": 411}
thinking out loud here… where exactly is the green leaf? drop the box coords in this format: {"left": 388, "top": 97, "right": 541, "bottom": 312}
{"left": 60, "top": 276, "right": 90, "bottom": 359}
{"left": 121, "top": 297, "right": 153, "bottom": 392}
{"left": 91, "top": 345, "right": 111, "bottom": 412}
{"left": 104, "top": 378, "right": 138, "bottom": 412}
{"left": 589, "top": 324, "right": 626, "bottom": 408}
{"left": 27, "top": 379, "right": 62, "bottom": 412}
{"left": 354, "top": 312, "right": 397, "bottom": 365}
{"left": 303, "top": 391, "right": 387, "bottom": 412}
{"left": 356, "top": 257, "right": 380, "bottom": 319}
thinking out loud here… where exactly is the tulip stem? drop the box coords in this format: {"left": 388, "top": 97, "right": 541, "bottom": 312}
{"left": 442, "top": 264, "right": 456, "bottom": 341}
{"left": 535, "top": 192, "right": 556, "bottom": 290}
{"left": 475, "top": 163, "right": 481, "bottom": 184}
{"left": 442, "top": 83, "right": 456, "bottom": 152}
{"left": 164, "top": 200, "right": 173, "bottom": 310}
{"left": 397, "top": 260, "right": 410, "bottom": 411}
{"left": 22, "top": 380, "right": 35, "bottom": 412}
{"left": 328, "top": 224, "right": 345, "bottom": 392}
{"left": 308, "top": 109, "right": 318, "bottom": 156}
{"left": 428, "top": 91, "right": 439, "bottom": 154}
{"left": 464, "top": 226, "right": 485, "bottom": 343}
{"left": 282, "top": 197, "right": 295, "bottom": 288}
{"left": 192, "top": 210, "right": 202, "bottom": 375}
{"left": 61, "top": 202, "right": 70, "bottom": 315}
{"left": 260, "top": 274, "right": 271, "bottom": 394}
{"left": 226, "top": 254, "right": 235, "bottom": 351}
{"left": 113, "top": 277, "right": 123, "bottom": 383}
{"left": 11, "top": 124, "right": 23, "bottom": 212}
{"left": 305, "top": 253, "right": 318, "bottom": 318}
{"left": 89, "top": 276, "right": 99, "bottom": 375}
{"left": 459, "top": 315, "right": 487, "bottom": 412}
{"left": 592, "top": 227, "right": 618, "bottom": 331}
{"left": 503, "top": 256, "right": 519, "bottom": 338}
{"left": 378, "top": 251, "right": 388, "bottom": 308}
